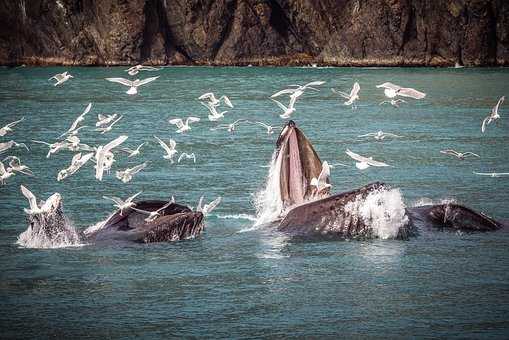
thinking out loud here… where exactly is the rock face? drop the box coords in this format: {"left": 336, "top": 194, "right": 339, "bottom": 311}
{"left": 0, "top": 0, "right": 507, "bottom": 66}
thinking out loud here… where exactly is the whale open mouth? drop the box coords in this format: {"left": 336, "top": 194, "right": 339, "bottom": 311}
{"left": 275, "top": 120, "right": 325, "bottom": 208}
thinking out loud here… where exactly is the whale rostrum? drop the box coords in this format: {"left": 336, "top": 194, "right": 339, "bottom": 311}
{"left": 265, "top": 120, "right": 505, "bottom": 239}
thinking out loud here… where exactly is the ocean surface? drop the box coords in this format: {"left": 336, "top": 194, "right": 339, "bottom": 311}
{"left": 0, "top": 66, "right": 508, "bottom": 338}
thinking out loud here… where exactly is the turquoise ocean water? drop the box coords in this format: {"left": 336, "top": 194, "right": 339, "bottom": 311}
{"left": 0, "top": 66, "right": 508, "bottom": 338}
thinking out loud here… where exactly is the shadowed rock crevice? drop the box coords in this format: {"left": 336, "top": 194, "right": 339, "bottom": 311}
{"left": 0, "top": 0, "right": 507, "bottom": 66}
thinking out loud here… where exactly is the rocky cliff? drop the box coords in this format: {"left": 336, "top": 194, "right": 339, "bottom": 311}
{"left": 0, "top": 0, "right": 507, "bottom": 66}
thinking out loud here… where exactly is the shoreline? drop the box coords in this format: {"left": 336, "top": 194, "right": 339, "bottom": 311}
{"left": 2, "top": 56, "right": 507, "bottom": 68}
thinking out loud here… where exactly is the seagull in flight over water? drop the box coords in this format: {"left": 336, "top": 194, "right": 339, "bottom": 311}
{"left": 0, "top": 117, "right": 24, "bottom": 137}
{"left": 154, "top": 136, "right": 177, "bottom": 163}
{"left": 168, "top": 117, "right": 200, "bottom": 133}
{"left": 94, "top": 135, "right": 128, "bottom": 181}
{"left": 116, "top": 162, "right": 148, "bottom": 183}
{"left": 345, "top": 149, "right": 390, "bottom": 170}
{"left": 198, "top": 92, "right": 234, "bottom": 108}
{"left": 126, "top": 65, "right": 160, "bottom": 76}
{"left": 105, "top": 76, "right": 159, "bottom": 95}
{"left": 60, "top": 103, "right": 92, "bottom": 138}
{"left": 178, "top": 152, "right": 196, "bottom": 164}
{"left": 49, "top": 71, "right": 73, "bottom": 86}
{"left": 358, "top": 130, "right": 402, "bottom": 141}
{"left": 103, "top": 191, "right": 143, "bottom": 216}
{"left": 440, "top": 149, "right": 480, "bottom": 160}
{"left": 376, "top": 82, "right": 426, "bottom": 100}
{"left": 481, "top": 96, "right": 504, "bottom": 133}
{"left": 331, "top": 82, "right": 360, "bottom": 108}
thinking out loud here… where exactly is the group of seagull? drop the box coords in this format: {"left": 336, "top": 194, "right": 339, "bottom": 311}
{"left": 1, "top": 65, "right": 508, "bottom": 217}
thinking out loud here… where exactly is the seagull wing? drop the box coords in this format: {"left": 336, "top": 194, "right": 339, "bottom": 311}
{"left": 105, "top": 78, "right": 134, "bottom": 87}
{"left": 5, "top": 117, "right": 25, "bottom": 129}
{"left": 357, "top": 132, "right": 377, "bottom": 137}
{"left": 331, "top": 88, "right": 350, "bottom": 99}
{"left": 481, "top": 116, "right": 490, "bottom": 133}
{"left": 271, "top": 98, "right": 288, "bottom": 111}
{"left": 103, "top": 135, "right": 128, "bottom": 153}
{"left": 350, "top": 82, "right": 360, "bottom": 97}
{"left": 103, "top": 196, "right": 124, "bottom": 206}
{"left": 397, "top": 87, "right": 426, "bottom": 99}
{"left": 20, "top": 185, "right": 38, "bottom": 211}
{"left": 187, "top": 117, "right": 201, "bottom": 124}
{"left": 126, "top": 191, "right": 143, "bottom": 203}
{"left": 303, "top": 81, "right": 325, "bottom": 88}
{"left": 138, "top": 66, "right": 160, "bottom": 71}
{"left": 169, "top": 118, "right": 184, "bottom": 129}
{"left": 154, "top": 136, "right": 172, "bottom": 155}
{"left": 134, "top": 76, "right": 159, "bottom": 87}
{"left": 221, "top": 96, "right": 233, "bottom": 108}
{"left": 198, "top": 92, "right": 214, "bottom": 100}
{"left": 463, "top": 152, "right": 480, "bottom": 158}
{"left": 346, "top": 149, "right": 368, "bottom": 163}
{"left": 271, "top": 89, "right": 296, "bottom": 98}
{"left": 376, "top": 82, "right": 401, "bottom": 90}
{"left": 71, "top": 153, "right": 82, "bottom": 164}
{"left": 492, "top": 96, "right": 505, "bottom": 115}
{"left": 130, "top": 162, "right": 148, "bottom": 174}
{"left": 196, "top": 195, "right": 204, "bottom": 212}
{"left": 318, "top": 161, "right": 330, "bottom": 184}
{"left": 203, "top": 197, "right": 222, "bottom": 215}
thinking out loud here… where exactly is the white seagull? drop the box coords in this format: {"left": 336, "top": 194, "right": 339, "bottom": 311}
{"left": 0, "top": 161, "right": 15, "bottom": 184}
{"left": 481, "top": 96, "right": 504, "bottom": 133}
{"left": 271, "top": 81, "right": 325, "bottom": 97}
{"left": 116, "top": 162, "right": 148, "bottom": 183}
{"left": 94, "top": 135, "right": 128, "bottom": 181}
{"left": 103, "top": 191, "right": 142, "bottom": 216}
{"left": 49, "top": 71, "right": 73, "bottom": 86}
{"left": 272, "top": 95, "right": 298, "bottom": 119}
{"left": 198, "top": 92, "right": 234, "bottom": 108}
{"left": 376, "top": 82, "right": 426, "bottom": 100}
{"left": 20, "top": 185, "right": 61, "bottom": 214}
{"left": 345, "top": 149, "right": 390, "bottom": 170}
{"left": 154, "top": 136, "right": 177, "bottom": 163}
{"left": 310, "top": 161, "right": 331, "bottom": 193}
{"left": 57, "top": 152, "right": 94, "bottom": 181}
{"left": 120, "top": 142, "right": 146, "bottom": 158}
{"left": 126, "top": 64, "right": 160, "bottom": 76}
{"left": 96, "top": 113, "right": 119, "bottom": 127}
{"left": 196, "top": 196, "right": 222, "bottom": 216}
{"left": 0, "top": 140, "right": 29, "bottom": 154}
{"left": 3, "top": 156, "right": 34, "bottom": 176}
{"left": 440, "top": 149, "right": 480, "bottom": 160}
{"left": 0, "top": 117, "right": 24, "bottom": 137}
{"left": 95, "top": 115, "right": 123, "bottom": 134}
{"left": 60, "top": 102, "right": 92, "bottom": 138}
{"left": 168, "top": 116, "right": 200, "bottom": 133}
{"left": 132, "top": 197, "right": 176, "bottom": 223}
{"left": 358, "top": 130, "right": 402, "bottom": 141}
{"left": 178, "top": 152, "right": 196, "bottom": 164}
{"left": 105, "top": 76, "right": 159, "bottom": 95}
{"left": 331, "top": 82, "right": 360, "bottom": 108}
{"left": 32, "top": 140, "right": 67, "bottom": 158}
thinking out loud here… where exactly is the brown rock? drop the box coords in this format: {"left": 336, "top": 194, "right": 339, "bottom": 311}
{"left": 0, "top": 0, "right": 506, "bottom": 66}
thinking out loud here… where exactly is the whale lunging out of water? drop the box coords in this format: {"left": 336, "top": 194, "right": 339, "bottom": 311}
{"left": 18, "top": 195, "right": 204, "bottom": 248}
{"left": 261, "top": 121, "right": 505, "bottom": 239}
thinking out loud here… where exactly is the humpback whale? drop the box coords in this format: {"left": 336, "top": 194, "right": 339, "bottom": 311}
{"left": 18, "top": 192, "right": 204, "bottom": 248}
{"left": 259, "top": 120, "right": 505, "bottom": 239}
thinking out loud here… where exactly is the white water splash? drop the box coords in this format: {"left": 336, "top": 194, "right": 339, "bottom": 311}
{"left": 410, "top": 197, "right": 457, "bottom": 207}
{"left": 216, "top": 214, "right": 257, "bottom": 222}
{"left": 17, "top": 217, "right": 84, "bottom": 249}
{"left": 344, "top": 187, "right": 408, "bottom": 239}
{"left": 254, "top": 151, "right": 284, "bottom": 226}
